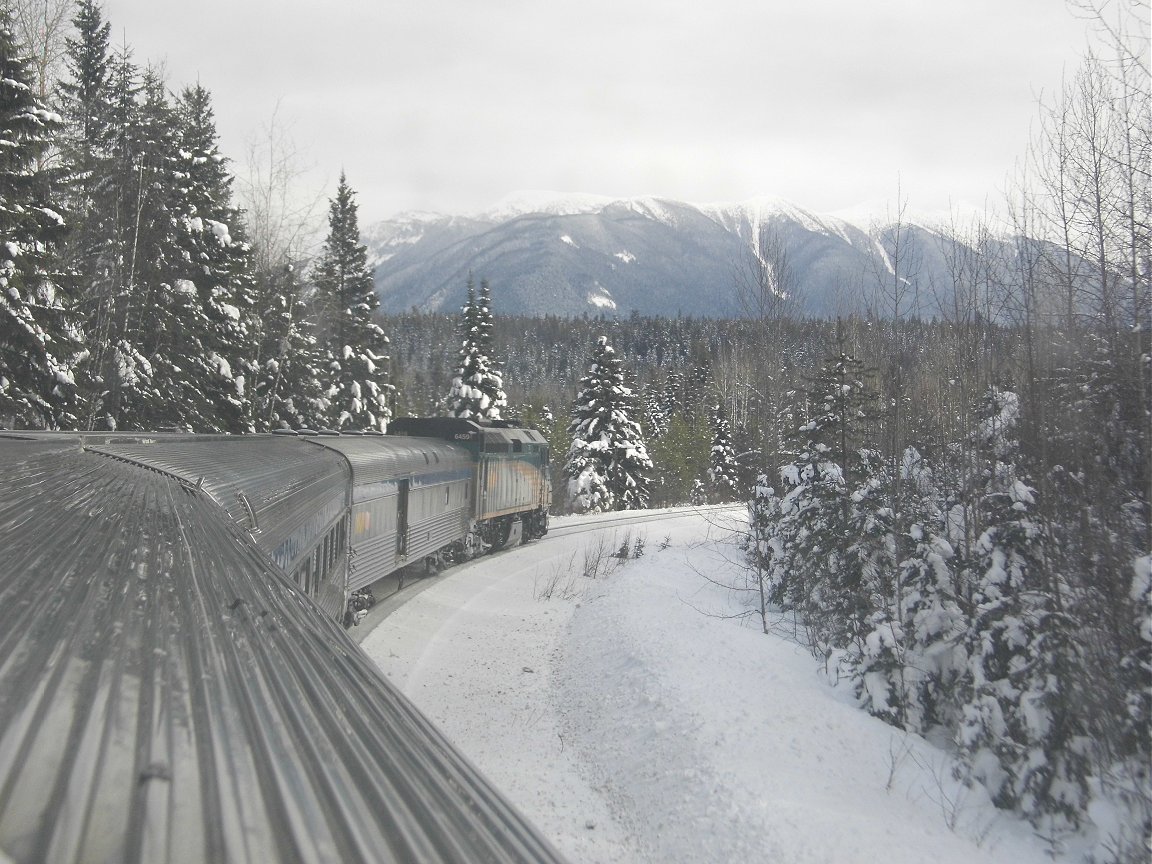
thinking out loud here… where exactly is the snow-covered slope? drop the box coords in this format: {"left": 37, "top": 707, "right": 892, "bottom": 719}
{"left": 365, "top": 192, "right": 1013, "bottom": 319}
{"left": 361, "top": 508, "right": 1085, "bottom": 864}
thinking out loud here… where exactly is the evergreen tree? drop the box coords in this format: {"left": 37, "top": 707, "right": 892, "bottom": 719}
{"left": 565, "top": 336, "right": 652, "bottom": 512}
{"left": 772, "top": 340, "right": 879, "bottom": 650}
{"left": 0, "top": 7, "right": 80, "bottom": 428}
{"left": 956, "top": 388, "right": 1090, "bottom": 829}
{"left": 707, "top": 401, "right": 741, "bottom": 502}
{"left": 445, "top": 275, "right": 507, "bottom": 419}
{"left": 165, "top": 82, "right": 256, "bottom": 431}
{"left": 63, "top": 42, "right": 156, "bottom": 430}
{"left": 56, "top": 0, "right": 111, "bottom": 230}
{"left": 886, "top": 448, "right": 966, "bottom": 733}
{"left": 312, "top": 172, "right": 391, "bottom": 430}
{"left": 250, "top": 262, "right": 325, "bottom": 430}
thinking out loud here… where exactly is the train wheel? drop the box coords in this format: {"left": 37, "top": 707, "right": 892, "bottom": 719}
{"left": 487, "top": 519, "right": 512, "bottom": 551}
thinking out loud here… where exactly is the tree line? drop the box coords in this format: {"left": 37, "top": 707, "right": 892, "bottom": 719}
{"left": 0, "top": 0, "right": 390, "bottom": 433}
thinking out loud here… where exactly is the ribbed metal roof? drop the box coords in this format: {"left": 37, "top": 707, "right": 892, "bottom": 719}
{"left": 85, "top": 436, "right": 351, "bottom": 562}
{"left": 0, "top": 441, "right": 566, "bottom": 864}
{"left": 306, "top": 436, "right": 474, "bottom": 488}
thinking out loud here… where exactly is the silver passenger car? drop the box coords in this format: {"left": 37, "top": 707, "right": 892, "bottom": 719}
{"left": 0, "top": 433, "right": 566, "bottom": 864}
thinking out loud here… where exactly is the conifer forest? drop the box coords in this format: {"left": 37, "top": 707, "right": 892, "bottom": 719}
{"left": 0, "top": 0, "right": 1148, "bottom": 853}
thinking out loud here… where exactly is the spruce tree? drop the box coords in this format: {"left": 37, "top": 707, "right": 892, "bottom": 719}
{"left": 445, "top": 275, "right": 507, "bottom": 419}
{"left": 167, "top": 82, "right": 256, "bottom": 431}
{"left": 565, "top": 336, "right": 652, "bottom": 512}
{"left": 312, "top": 172, "right": 391, "bottom": 430}
{"left": 772, "top": 336, "right": 881, "bottom": 654}
{"left": 707, "top": 402, "right": 741, "bottom": 502}
{"left": 250, "top": 262, "right": 325, "bottom": 430}
{"left": 885, "top": 447, "right": 965, "bottom": 734}
{"left": 56, "top": 0, "right": 112, "bottom": 231}
{"left": 956, "top": 388, "right": 1090, "bottom": 829}
{"left": 0, "top": 8, "right": 81, "bottom": 428}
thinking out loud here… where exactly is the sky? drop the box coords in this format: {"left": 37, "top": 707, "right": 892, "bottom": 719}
{"left": 101, "top": 0, "right": 1098, "bottom": 227}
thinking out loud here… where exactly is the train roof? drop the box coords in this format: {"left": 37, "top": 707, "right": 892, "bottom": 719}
{"left": 387, "top": 418, "right": 548, "bottom": 448}
{"left": 307, "top": 435, "right": 473, "bottom": 491}
{"left": 0, "top": 438, "right": 565, "bottom": 864}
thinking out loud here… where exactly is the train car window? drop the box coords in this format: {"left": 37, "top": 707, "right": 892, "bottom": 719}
{"left": 512, "top": 439, "right": 523, "bottom": 453}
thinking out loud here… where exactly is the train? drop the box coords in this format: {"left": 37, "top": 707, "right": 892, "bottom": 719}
{"left": 0, "top": 420, "right": 564, "bottom": 864}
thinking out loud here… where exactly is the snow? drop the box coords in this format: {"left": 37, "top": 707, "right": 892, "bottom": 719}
{"left": 477, "top": 190, "right": 616, "bottom": 221}
{"left": 613, "top": 251, "right": 636, "bottom": 264}
{"left": 361, "top": 508, "right": 1072, "bottom": 864}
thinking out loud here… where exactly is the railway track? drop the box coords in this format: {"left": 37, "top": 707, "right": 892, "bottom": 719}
{"left": 547, "top": 504, "right": 742, "bottom": 539}
{"left": 351, "top": 504, "right": 744, "bottom": 641}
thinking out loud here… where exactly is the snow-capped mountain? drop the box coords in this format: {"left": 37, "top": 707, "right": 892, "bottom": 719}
{"left": 364, "top": 192, "right": 1003, "bottom": 319}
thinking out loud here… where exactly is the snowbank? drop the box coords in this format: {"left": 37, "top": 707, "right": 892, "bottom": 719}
{"left": 362, "top": 510, "right": 1079, "bottom": 863}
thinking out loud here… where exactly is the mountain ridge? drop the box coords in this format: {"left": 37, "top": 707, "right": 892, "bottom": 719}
{"left": 364, "top": 192, "right": 1002, "bottom": 319}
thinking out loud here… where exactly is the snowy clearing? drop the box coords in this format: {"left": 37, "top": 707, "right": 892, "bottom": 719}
{"left": 361, "top": 508, "right": 1081, "bottom": 864}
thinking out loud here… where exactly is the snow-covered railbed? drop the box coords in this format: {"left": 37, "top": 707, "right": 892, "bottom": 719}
{"left": 361, "top": 509, "right": 1074, "bottom": 864}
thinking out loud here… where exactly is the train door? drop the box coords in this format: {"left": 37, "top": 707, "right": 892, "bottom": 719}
{"left": 397, "top": 478, "right": 410, "bottom": 558}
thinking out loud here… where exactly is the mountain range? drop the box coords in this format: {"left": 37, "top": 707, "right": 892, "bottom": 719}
{"left": 363, "top": 192, "right": 999, "bottom": 319}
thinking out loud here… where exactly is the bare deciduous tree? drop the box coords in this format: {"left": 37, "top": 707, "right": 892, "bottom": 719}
{"left": 236, "top": 103, "right": 327, "bottom": 275}
{"left": 10, "top": 0, "right": 72, "bottom": 106}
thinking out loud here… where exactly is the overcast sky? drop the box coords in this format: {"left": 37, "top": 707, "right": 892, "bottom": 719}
{"left": 102, "top": 0, "right": 1094, "bottom": 226}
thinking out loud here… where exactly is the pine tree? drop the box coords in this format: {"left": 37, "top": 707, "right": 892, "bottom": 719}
{"left": 312, "top": 172, "right": 391, "bottom": 430}
{"left": 56, "top": 0, "right": 112, "bottom": 230}
{"left": 166, "top": 82, "right": 256, "bottom": 431}
{"left": 250, "top": 262, "right": 325, "bottom": 430}
{"left": 61, "top": 42, "right": 157, "bottom": 430}
{"left": 887, "top": 448, "right": 965, "bottom": 734}
{"left": 707, "top": 401, "right": 741, "bottom": 502}
{"left": 772, "top": 335, "right": 881, "bottom": 654}
{"left": 445, "top": 275, "right": 507, "bottom": 419}
{"left": 956, "top": 388, "right": 1090, "bottom": 829}
{"left": 0, "top": 8, "right": 80, "bottom": 428}
{"left": 565, "top": 336, "right": 652, "bottom": 512}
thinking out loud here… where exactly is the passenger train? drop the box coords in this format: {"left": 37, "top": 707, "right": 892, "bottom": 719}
{"left": 0, "top": 419, "right": 563, "bottom": 864}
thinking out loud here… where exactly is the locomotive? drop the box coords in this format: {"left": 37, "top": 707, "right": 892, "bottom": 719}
{"left": 0, "top": 420, "right": 563, "bottom": 864}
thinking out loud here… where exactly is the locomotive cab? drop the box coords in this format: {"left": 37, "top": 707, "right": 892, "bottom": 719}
{"left": 387, "top": 417, "right": 551, "bottom": 550}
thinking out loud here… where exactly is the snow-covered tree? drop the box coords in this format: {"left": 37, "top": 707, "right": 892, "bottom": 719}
{"left": 445, "top": 275, "right": 507, "bottom": 419}
{"left": 312, "top": 172, "right": 392, "bottom": 430}
{"left": 853, "top": 447, "right": 966, "bottom": 732}
{"left": 707, "top": 401, "right": 741, "bottom": 502}
{"left": 771, "top": 342, "right": 880, "bottom": 653}
{"left": 955, "top": 388, "right": 1090, "bottom": 829}
{"left": 166, "top": 82, "right": 256, "bottom": 431}
{"left": 565, "top": 336, "right": 652, "bottom": 512}
{"left": 250, "top": 262, "right": 326, "bottom": 430}
{"left": 55, "top": 0, "right": 112, "bottom": 227}
{"left": 0, "top": 7, "right": 80, "bottom": 428}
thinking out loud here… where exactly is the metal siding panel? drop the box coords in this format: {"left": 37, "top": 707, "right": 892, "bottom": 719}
{"left": 477, "top": 455, "right": 544, "bottom": 520}
{"left": 406, "top": 509, "right": 470, "bottom": 562}
{"left": 347, "top": 535, "right": 399, "bottom": 591}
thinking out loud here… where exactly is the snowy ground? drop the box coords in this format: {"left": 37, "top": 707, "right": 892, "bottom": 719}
{"left": 360, "top": 508, "right": 1081, "bottom": 864}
